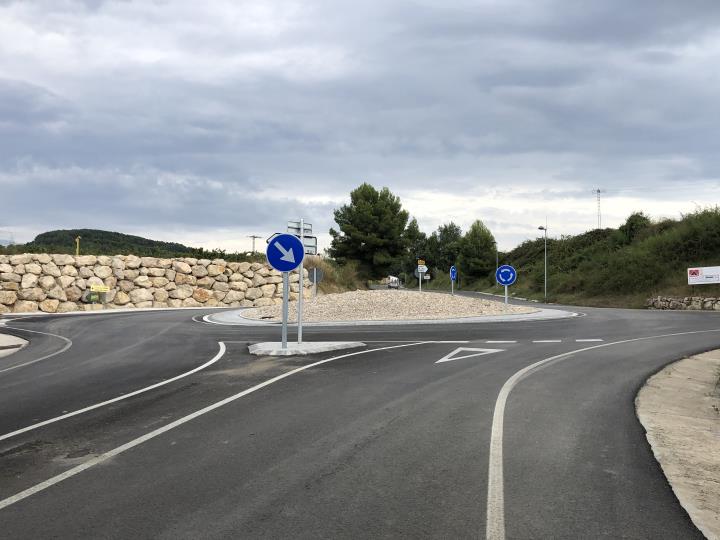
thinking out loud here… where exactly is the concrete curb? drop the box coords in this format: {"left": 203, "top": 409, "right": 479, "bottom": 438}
{"left": 249, "top": 342, "right": 366, "bottom": 356}
{"left": 0, "top": 333, "right": 29, "bottom": 359}
{"left": 205, "top": 307, "right": 579, "bottom": 327}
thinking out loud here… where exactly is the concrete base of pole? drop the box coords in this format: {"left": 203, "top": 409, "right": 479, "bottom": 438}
{"left": 249, "top": 341, "right": 366, "bottom": 356}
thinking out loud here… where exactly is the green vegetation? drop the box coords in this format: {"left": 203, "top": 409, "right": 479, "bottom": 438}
{"left": 494, "top": 209, "right": 720, "bottom": 307}
{"left": 329, "top": 183, "right": 409, "bottom": 279}
{"left": 0, "top": 229, "right": 265, "bottom": 263}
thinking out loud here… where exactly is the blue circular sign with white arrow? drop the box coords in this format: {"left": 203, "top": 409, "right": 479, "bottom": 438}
{"left": 450, "top": 265, "right": 457, "bottom": 281}
{"left": 266, "top": 233, "right": 304, "bottom": 272}
{"left": 495, "top": 264, "right": 517, "bottom": 286}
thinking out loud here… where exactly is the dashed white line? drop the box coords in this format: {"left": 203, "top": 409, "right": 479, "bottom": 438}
{"left": 575, "top": 339, "right": 604, "bottom": 342}
{"left": 486, "top": 340, "right": 517, "bottom": 344}
{"left": 531, "top": 340, "right": 562, "bottom": 343}
{"left": 0, "top": 341, "right": 429, "bottom": 511}
{"left": 0, "top": 342, "right": 227, "bottom": 443}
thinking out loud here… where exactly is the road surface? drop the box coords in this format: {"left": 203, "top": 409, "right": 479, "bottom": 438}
{"left": 0, "top": 298, "right": 716, "bottom": 539}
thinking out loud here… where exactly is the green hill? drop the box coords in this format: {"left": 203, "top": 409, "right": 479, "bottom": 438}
{"left": 494, "top": 208, "right": 720, "bottom": 307}
{"left": 0, "top": 228, "right": 261, "bottom": 262}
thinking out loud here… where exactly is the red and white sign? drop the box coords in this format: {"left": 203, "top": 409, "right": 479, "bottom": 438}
{"left": 688, "top": 266, "right": 720, "bottom": 285}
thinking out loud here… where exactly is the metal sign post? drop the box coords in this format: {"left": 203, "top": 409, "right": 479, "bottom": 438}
{"left": 298, "top": 218, "right": 305, "bottom": 344}
{"left": 282, "top": 272, "right": 289, "bottom": 347}
{"left": 504, "top": 285, "right": 508, "bottom": 304}
{"left": 450, "top": 265, "right": 457, "bottom": 296}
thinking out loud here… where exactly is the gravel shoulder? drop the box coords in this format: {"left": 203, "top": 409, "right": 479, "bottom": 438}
{"left": 636, "top": 351, "right": 720, "bottom": 540}
{"left": 0, "top": 332, "right": 28, "bottom": 359}
{"left": 242, "top": 289, "right": 537, "bottom": 322}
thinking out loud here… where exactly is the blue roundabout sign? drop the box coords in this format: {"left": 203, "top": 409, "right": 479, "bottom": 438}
{"left": 450, "top": 265, "right": 457, "bottom": 281}
{"left": 266, "top": 233, "right": 304, "bottom": 272}
{"left": 495, "top": 264, "right": 517, "bottom": 286}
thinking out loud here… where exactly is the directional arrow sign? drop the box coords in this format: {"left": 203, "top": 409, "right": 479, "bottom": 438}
{"left": 435, "top": 347, "right": 504, "bottom": 363}
{"left": 266, "top": 233, "right": 304, "bottom": 272}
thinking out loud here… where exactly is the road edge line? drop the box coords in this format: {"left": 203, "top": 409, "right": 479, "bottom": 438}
{"left": 0, "top": 341, "right": 429, "bottom": 511}
{"left": 0, "top": 342, "right": 228, "bottom": 443}
{"left": 0, "top": 326, "right": 73, "bottom": 374}
{"left": 485, "top": 327, "right": 720, "bottom": 540}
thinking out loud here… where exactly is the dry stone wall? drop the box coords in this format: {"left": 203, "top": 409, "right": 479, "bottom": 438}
{"left": 0, "top": 254, "right": 310, "bottom": 314}
{"left": 647, "top": 296, "right": 720, "bottom": 310}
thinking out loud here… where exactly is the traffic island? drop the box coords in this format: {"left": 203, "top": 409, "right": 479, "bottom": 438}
{"left": 636, "top": 351, "right": 720, "bottom": 540}
{"left": 0, "top": 333, "right": 28, "bottom": 359}
{"left": 248, "top": 341, "right": 366, "bottom": 356}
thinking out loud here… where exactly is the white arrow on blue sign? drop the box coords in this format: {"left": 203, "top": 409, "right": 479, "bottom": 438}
{"left": 495, "top": 264, "right": 517, "bottom": 286}
{"left": 266, "top": 233, "right": 304, "bottom": 272}
{"left": 450, "top": 265, "right": 457, "bottom": 281}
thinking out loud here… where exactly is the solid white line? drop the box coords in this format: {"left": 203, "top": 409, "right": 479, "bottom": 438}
{"left": 575, "top": 339, "right": 603, "bottom": 342}
{"left": 486, "top": 341, "right": 517, "bottom": 344}
{"left": 0, "top": 326, "right": 73, "bottom": 374}
{"left": 485, "top": 327, "right": 720, "bottom": 540}
{"left": 0, "top": 341, "right": 428, "bottom": 511}
{"left": 532, "top": 340, "right": 561, "bottom": 343}
{"left": 0, "top": 343, "right": 227, "bottom": 443}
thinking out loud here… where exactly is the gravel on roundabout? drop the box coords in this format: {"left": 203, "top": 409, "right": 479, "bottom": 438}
{"left": 242, "top": 289, "right": 537, "bottom": 322}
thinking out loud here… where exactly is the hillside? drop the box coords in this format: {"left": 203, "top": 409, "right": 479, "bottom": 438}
{"left": 0, "top": 229, "right": 261, "bottom": 262}
{"left": 492, "top": 208, "right": 720, "bottom": 307}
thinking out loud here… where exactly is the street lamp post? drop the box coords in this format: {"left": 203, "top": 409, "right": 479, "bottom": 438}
{"left": 538, "top": 224, "right": 547, "bottom": 302}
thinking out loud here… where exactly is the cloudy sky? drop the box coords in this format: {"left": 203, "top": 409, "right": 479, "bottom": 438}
{"left": 1, "top": 0, "right": 719, "bottom": 252}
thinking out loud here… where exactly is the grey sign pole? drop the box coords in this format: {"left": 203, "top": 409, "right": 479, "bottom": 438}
{"left": 451, "top": 278, "right": 454, "bottom": 296}
{"left": 504, "top": 285, "right": 508, "bottom": 304}
{"left": 297, "top": 218, "right": 304, "bottom": 344}
{"left": 282, "top": 271, "right": 289, "bottom": 348}
{"left": 313, "top": 268, "right": 318, "bottom": 298}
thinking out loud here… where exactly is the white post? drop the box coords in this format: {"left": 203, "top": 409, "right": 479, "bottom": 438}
{"left": 282, "top": 271, "right": 289, "bottom": 349}
{"left": 451, "top": 276, "right": 454, "bottom": 296}
{"left": 298, "top": 218, "right": 304, "bottom": 344}
{"left": 504, "top": 285, "right": 508, "bottom": 304}
{"left": 419, "top": 272, "right": 422, "bottom": 292}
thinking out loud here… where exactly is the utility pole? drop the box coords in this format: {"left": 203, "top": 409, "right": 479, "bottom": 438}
{"left": 247, "top": 235, "right": 261, "bottom": 253}
{"left": 593, "top": 189, "right": 603, "bottom": 229}
{"left": 75, "top": 236, "right": 81, "bottom": 256}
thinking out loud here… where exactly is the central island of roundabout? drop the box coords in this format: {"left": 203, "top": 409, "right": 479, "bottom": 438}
{"left": 204, "top": 289, "right": 579, "bottom": 355}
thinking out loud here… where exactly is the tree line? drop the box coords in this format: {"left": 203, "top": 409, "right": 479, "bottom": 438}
{"left": 328, "top": 183, "right": 497, "bottom": 284}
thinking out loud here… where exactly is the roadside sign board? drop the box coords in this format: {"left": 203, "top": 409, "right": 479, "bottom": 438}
{"left": 688, "top": 266, "right": 720, "bottom": 285}
{"left": 450, "top": 265, "right": 457, "bottom": 281}
{"left": 495, "top": 265, "right": 517, "bottom": 286}
{"left": 417, "top": 264, "right": 428, "bottom": 273}
{"left": 266, "top": 233, "right": 304, "bottom": 272}
{"left": 417, "top": 259, "right": 425, "bottom": 266}
{"left": 287, "top": 221, "right": 313, "bottom": 236}
{"left": 267, "top": 233, "right": 317, "bottom": 255}
{"left": 308, "top": 267, "right": 324, "bottom": 284}
{"left": 90, "top": 284, "right": 110, "bottom": 293}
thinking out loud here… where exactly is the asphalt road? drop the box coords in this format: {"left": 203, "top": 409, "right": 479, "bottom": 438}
{"left": 0, "top": 296, "right": 717, "bottom": 539}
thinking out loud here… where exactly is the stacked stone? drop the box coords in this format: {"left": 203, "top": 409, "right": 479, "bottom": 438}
{"left": 646, "top": 296, "right": 720, "bottom": 310}
{"left": 0, "top": 254, "right": 310, "bottom": 314}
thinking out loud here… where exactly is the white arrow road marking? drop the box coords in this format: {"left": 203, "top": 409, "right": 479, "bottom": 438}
{"left": 274, "top": 241, "right": 295, "bottom": 263}
{"left": 435, "top": 347, "right": 504, "bottom": 363}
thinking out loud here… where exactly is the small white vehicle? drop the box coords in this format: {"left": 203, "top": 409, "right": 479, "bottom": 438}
{"left": 387, "top": 275, "right": 400, "bottom": 289}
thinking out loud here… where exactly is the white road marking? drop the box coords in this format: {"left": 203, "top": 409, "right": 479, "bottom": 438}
{"left": 0, "top": 341, "right": 429, "bottom": 511}
{"left": 575, "top": 339, "right": 603, "bottom": 342}
{"left": 436, "top": 347, "right": 505, "bottom": 363}
{"left": 485, "top": 327, "right": 720, "bottom": 540}
{"left": 532, "top": 340, "right": 562, "bottom": 343}
{"left": 486, "top": 340, "right": 517, "bottom": 344}
{"left": 0, "top": 343, "right": 227, "bottom": 443}
{"left": 0, "top": 326, "right": 73, "bottom": 374}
